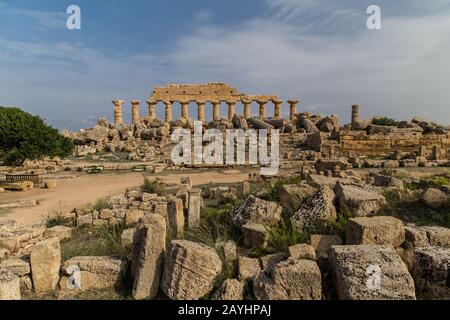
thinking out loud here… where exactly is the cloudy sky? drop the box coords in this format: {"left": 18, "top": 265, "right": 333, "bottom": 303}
{"left": 0, "top": 0, "right": 449, "bottom": 130}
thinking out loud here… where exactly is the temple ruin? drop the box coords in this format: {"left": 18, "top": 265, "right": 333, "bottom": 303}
{"left": 112, "top": 83, "right": 298, "bottom": 124}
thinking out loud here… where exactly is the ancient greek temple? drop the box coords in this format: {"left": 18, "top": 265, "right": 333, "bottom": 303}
{"left": 111, "top": 83, "right": 299, "bottom": 124}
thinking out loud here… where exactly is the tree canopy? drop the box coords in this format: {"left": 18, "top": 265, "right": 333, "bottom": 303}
{"left": 0, "top": 106, "right": 74, "bottom": 166}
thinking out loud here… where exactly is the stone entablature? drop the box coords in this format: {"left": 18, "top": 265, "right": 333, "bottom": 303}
{"left": 112, "top": 83, "right": 299, "bottom": 124}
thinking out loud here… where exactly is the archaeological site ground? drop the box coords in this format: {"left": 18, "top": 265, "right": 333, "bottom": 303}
{"left": 0, "top": 1, "right": 449, "bottom": 315}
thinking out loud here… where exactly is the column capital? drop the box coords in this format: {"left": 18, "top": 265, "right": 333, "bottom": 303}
{"left": 112, "top": 100, "right": 124, "bottom": 106}
{"left": 226, "top": 99, "right": 237, "bottom": 106}
{"left": 179, "top": 99, "right": 190, "bottom": 105}
{"left": 241, "top": 97, "right": 252, "bottom": 104}
{"left": 287, "top": 100, "right": 299, "bottom": 105}
{"left": 196, "top": 100, "right": 206, "bottom": 105}
{"left": 131, "top": 100, "right": 140, "bottom": 105}
{"left": 272, "top": 99, "right": 283, "bottom": 105}
{"left": 146, "top": 100, "right": 158, "bottom": 106}
{"left": 257, "top": 99, "right": 268, "bottom": 105}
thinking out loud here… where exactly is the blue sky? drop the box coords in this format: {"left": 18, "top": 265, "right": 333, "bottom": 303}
{"left": 1, "top": 0, "right": 450, "bottom": 130}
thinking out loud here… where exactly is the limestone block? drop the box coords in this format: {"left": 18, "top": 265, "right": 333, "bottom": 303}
{"left": 30, "top": 237, "right": 61, "bottom": 292}
{"left": 161, "top": 240, "right": 222, "bottom": 300}
{"left": 328, "top": 245, "right": 415, "bottom": 300}
{"left": 132, "top": 215, "right": 166, "bottom": 300}
{"left": 346, "top": 216, "right": 405, "bottom": 247}
{"left": 253, "top": 259, "right": 322, "bottom": 300}
{"left": 238, "top": 256, "right": 261, "bottom": 281}
{"left": 44, "top": 226, "right": 72, "bottom": 241}
{"left": 0, "top": 268, "right": 20, "bottom": 300}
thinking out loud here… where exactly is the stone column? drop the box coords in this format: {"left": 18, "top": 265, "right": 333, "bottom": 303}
{"left": 241, "top": 98, "right": 252, "bottom": 119}
{"left": 197, "top": 101, "right": 206, "bottom": 122}
{"left": 227, "top": 100, "right": 236, "bottom": 120}
{"left": 146, "top": 100, "right": 157, "bottom": 121}
{"left": 211, "top": 100, "right": 221, "bottom": 121}
{"left": 257, "top": 100, "right": 267, "bottom": 119}
{"left": 180, "top": 101, "right": 190, "bottom": 120}
{"left": 273, "top": 99, "right": 283, "bottom": 119}
{"left": 164, "top": 101, "right": 173, "bottom": 123}
{"left": 288, "top": 100, "right": 299, "bottom": 122}
{"left": 131, "top": 100, "right": 140, "bottom": 124}
{"left": 351, "top": 105, "right": 360, "bottom": 128}
{"left": 112, "top": 100, "right": 124, "bottom": 124}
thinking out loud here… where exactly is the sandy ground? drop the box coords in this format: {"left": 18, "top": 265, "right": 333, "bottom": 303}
{"left": 0, "top": 169, "right": 253, "bottom": 226}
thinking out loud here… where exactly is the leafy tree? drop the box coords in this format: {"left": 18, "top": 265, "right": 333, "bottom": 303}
{"left": 371, "top": 117, "right": 401, "bottom": 127}
{"left": 0, "top": 106, "right": 74, "bottom": 166}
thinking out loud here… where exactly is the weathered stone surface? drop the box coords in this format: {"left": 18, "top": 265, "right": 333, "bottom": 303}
{"left": 124, "top": 209, "right": 144, "bottom": 227}
{"left": 76, "top": 213, "right": 93, "bottom": 227}
{"left": 254, "top": 259, "right": 322, "bottom": 300}
{"left": 310, "top": 234, "right": 343, "bottom": 254}
{"left": 167, "top": 197, "right": 185, "bottom": 238}
{"left": 187, "top": 189, "right": 202, "bottom": 228}
{"left": 291, "top": 186, "right": 337, "bottom": 233}
{"left": 161, "top": 240, "right": 222, "bottom": 300}
{"left": 373, "top": 174, "right": 404, "bottom": 189}
{"left": 216, "top": 240, "right": 237, "bottom": 272}
{"left": 132, "top": 215, "right": 166, "bottom": 300}
{"left": 346, "top": 216, "right": 405, "bottom": 247}
{"left": 0, "top": 257, "right": 30, "bottom": 276}
{"left": 412, "top": 246, "right": 449, "bottom": 299}
{"left": 30, "top": 237, "right": 61, "bottom": 292}
{"left": 242, "top": 222, "right": 268, "bottom": 248}
{"left": 121, "top": 228, "right": 136, "bottom": 246}
{"left": 335, "top": 182, "right": 386, "bottom": 217}
{"left": 99, "top": 208, "right": 114, "bottom": 220}
{"left": 0, "top": 268, "right": 20, "bottom": 300}
{"left": 328, "top": 245, "right": 415, "bottom": 300}
{"left": 260, "top": 253, "right": 287, "bottom": 274}
{"left": 231, "top": 195, "right": 282, "bottom": 227}
{"left": 213, "top": 279, "right": 244, "bottom": 300}
{"left": 420, "top": 188, "right": 449, "bottom": 209}
{"left": 60, "top": 256, "right": 127, "bottom": 291}
{"left": 288, "top": 244, "right": 316, "bottom": 260}
{"left": 419, "top": 226, "right": 450, "bottom": 247}
{"left": 405, "top": 224, "right": 429, "bottom": 247}
{"left": 277, "top": 183, "right": 317, "bottom": 211}
{"left": 44, "top": 226, "right": 72, "bottom": 241}
{"left": 317, "top": 115, "right": 340, "bottom": 132}
{"left": 238, "top": 256, "right": 261, "bottom": 281}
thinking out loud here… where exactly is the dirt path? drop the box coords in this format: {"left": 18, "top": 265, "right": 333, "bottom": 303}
{"left": 0, "top": 169, "right": 252, "bottom": 226}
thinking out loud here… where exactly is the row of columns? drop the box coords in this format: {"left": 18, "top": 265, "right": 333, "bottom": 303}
{"left": 112, "top": 99, "right": 299, "bottom": 125}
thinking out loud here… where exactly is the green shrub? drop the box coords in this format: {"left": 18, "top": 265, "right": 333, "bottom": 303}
{"left": 45, "top": 211, "right": 73, "bottom": 228}
{"left": 142, "top": 176, "right": 166, "bottom": 195}
{"left": 0, "top": 107, "right": 74, "bottom": 166}
{"left": 265, "top": 175, "right": 303, "bottom": 202}
{"left": 93, "top": 198, "right": 112, "bottom": 211}
{"left": 371, "top": 117, "right": 401, "bottom": 127}
{"left": 185, "top": 204, "right": 240, "bottom": 247}
{"left": 60, "top": 224, "right": 131, "bottom": 261}
{"left": 265, "top": 215, "right": 308, "bottom": 254}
